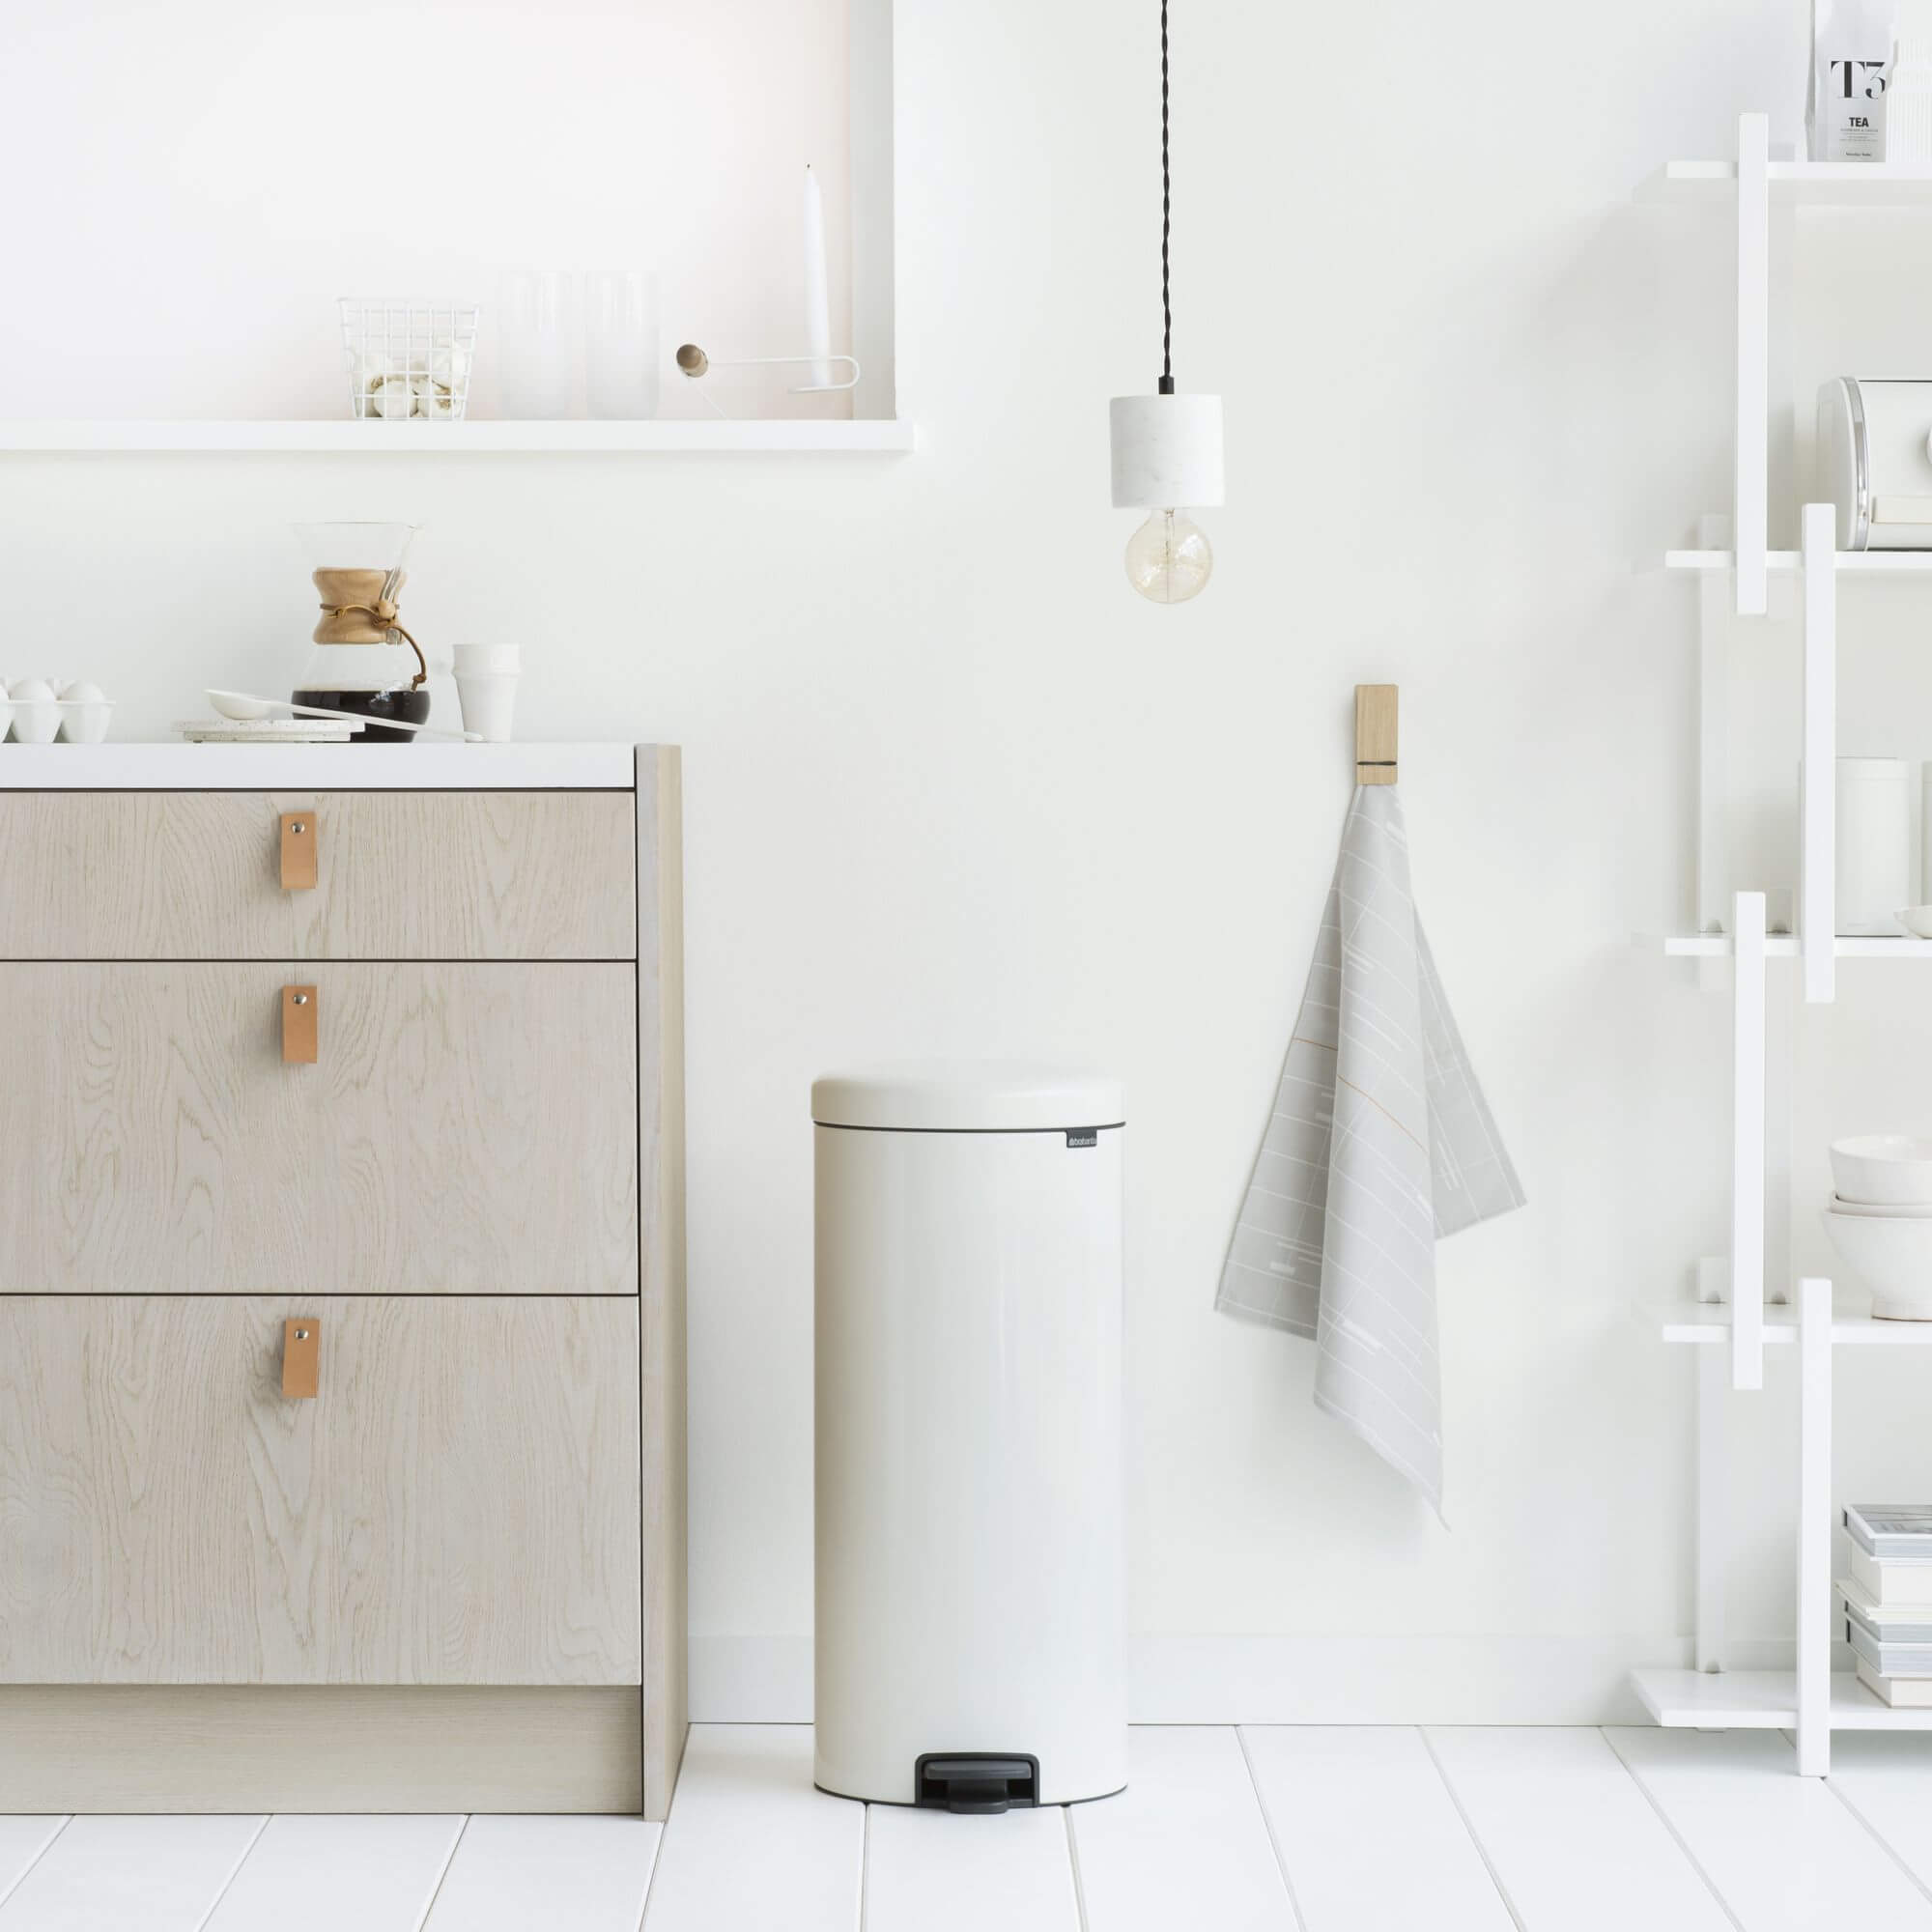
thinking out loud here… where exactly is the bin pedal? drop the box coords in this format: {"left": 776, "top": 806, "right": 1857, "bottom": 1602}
{"left": 913, "top": 1752, "right": 1039, "bottom": 1814}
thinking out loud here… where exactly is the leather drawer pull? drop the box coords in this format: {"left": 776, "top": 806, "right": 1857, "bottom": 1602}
{"left": 279, "top": 812, "right": 318, "bottom": 891}
{"left": 282, "top": 1318, "right": 320, "bottom": 1399}
{"left": 282, "top": 985, "right": 318, "bottom": 1064}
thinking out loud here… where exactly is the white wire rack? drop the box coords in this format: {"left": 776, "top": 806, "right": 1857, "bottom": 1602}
{"left": 338, "top": 298, "right": 479, "bottom": 422}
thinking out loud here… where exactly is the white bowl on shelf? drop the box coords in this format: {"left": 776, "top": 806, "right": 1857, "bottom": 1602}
{"left": 1833, "top": 1194, "right": 1932, "bottom": 1219}
{"left": 1832, "top": 1135, "right": 1932, "bottom": 1206}
{"left": 1822, "top": 1208, "right": 1932, "bottom": 1319}
{"left": 1897, "top": 907, "right": 1932, "bottom": 939}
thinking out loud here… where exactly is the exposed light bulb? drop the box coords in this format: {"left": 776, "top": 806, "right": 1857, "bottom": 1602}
{"left": 1124, "top": 508, "right": 1213, "bottom": 604}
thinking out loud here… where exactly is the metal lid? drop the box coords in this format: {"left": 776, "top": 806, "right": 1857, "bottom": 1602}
{"left": 811, "top": 1062, "right": 1125, "bottom": 1132}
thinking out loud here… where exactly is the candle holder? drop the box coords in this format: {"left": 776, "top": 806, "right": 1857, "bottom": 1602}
{"left": 673, "top": 344, "right": 861, "bottom": 418}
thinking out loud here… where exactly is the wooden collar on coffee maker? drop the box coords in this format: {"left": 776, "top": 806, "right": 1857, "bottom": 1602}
{"left": 314, "top": 597, "right": 430, "bottom": 689}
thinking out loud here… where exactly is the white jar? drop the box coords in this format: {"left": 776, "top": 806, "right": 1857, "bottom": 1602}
{"left": 1838, "top": 757, "right": 1911, "bottom": 935}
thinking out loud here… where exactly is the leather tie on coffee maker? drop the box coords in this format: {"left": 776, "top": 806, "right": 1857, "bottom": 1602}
{"left": 315, "top": 596, "right": 429, "bottom": 689}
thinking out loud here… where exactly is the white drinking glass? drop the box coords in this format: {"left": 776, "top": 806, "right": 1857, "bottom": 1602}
{"left": 583, "top": 270, "right": 662, "bottom": 419}
{"left": 497, "top": 271, "right": 576, "bottom": 419}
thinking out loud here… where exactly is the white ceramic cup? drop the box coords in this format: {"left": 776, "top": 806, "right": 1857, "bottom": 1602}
{"left": 452, "top": 643, "right": 521, "bottom": 676}
{"left": 454, "top": 668, "right": 518, "bottom": 743}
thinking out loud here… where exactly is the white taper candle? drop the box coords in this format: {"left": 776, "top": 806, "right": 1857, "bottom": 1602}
{"left": 803, "top": 163, "right": 832, "bottom": 389}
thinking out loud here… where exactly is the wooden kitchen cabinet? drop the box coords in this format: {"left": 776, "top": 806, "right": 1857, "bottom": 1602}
{"left": 0, "top": 746, "right": 685, "bottom": 1818}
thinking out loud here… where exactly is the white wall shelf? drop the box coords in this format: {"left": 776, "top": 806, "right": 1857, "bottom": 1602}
{"left": 1633, "top": 1667, "right": 1932, "bottom": 1731}
{"left": 1654, "top": 1302, "right": 1932, "bottom": 1347}
{"left": 1651, "top": 158, "right": 1932, "bottom": 202}
{"left": 0, "top": 420, "right": 918, "bottom": 455}
{"left": 1652, "top": 935, "right": 1932, "bottom": 958}
{"left": 1666, "top": 548, "right": 1932, "bottom": 576}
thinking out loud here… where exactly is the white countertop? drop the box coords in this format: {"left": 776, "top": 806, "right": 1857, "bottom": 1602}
{"left": 0, "top": 743, "right": 642, "bottom": 788}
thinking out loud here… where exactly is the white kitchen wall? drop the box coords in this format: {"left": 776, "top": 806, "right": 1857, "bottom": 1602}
{"left": 0, "top": 0, "right": 1901, "bottom": 1719}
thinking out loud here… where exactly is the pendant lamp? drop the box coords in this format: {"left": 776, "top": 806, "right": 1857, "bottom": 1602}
{"left": 1110, "top": 0, "right": 1222, "bottom": 604}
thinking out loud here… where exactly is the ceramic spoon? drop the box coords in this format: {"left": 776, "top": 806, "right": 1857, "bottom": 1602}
{"left": 206, "top": 690, "right": 482, "bottom": 742}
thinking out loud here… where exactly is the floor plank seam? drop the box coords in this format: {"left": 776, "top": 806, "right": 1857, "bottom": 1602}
{"left": 857, "top": 1801, "right": 872, "bottom": 1932}
{"left": 416, "top": 1813, "right": 472, "bottom": 1931}
{"left": 1414, "top": 1727, "right": 1527, "bottom": 1932}
{"left": 1597, "top": 1729, "right": 1748, "bottom": 1932}
{"left": 1232, "top": 1725, "right": 1309, "bottom": 1932}
{"left": 1062, "top": 1804, "right": 1092, "bottom": 1932}
{"left": 188, "top": 1812, "right": 271, "bottom": 1932}
{"left": 0, "top": 1816, "right": 71, "bottom": 1914}
{"left": 1824, "top": 1776, "right": 1932, "bottom": 1910}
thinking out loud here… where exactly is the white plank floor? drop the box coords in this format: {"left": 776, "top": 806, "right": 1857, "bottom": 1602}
{"left": 12, "top": 1724, "right": 1932, "bottom": 1929}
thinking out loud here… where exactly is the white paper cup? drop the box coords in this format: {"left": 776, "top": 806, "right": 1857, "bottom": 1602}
{"left": 455, "top": 670, "right": 518, "bottom": 743}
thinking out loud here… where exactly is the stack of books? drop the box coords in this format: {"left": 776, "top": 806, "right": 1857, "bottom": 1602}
{"left": 1842, "top": 1505, "right": 1932, "bottom": 1707}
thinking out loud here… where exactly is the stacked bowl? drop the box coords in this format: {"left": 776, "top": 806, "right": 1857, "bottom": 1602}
{"left": 1825, "top": 1137, "right": 1932, "bottom": 1319}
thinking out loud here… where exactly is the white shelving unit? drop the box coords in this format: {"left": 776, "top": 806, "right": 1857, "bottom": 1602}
{"left": 1645, "top": 113, "right": 1932, "bottom": 1776}
{"left": 0, "top": 419, "right": 918, "bottom": 454}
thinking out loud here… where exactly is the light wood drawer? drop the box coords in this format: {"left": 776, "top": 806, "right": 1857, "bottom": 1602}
{"left": 0, "top": 791, "right": 634, "bottom": 959}
{"left": 0, "top": 963, "right": 638, "bottom": 1293}
{"left": 0, "top": 1296, "right": 640, "bottom": 1686}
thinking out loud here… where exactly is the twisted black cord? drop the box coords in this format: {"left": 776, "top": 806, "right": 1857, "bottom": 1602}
{"left": 1160, "top": 0, "right": 1173, "bottom": 392}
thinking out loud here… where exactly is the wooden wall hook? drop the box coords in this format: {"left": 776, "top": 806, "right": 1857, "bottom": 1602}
{"left": 1355, "top": 684, "right": 1398, "bottom": 785}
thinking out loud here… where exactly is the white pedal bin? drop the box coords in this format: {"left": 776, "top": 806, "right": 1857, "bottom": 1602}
{"left": 812, "top": 1064, "right": 1127, "bottom": 1809}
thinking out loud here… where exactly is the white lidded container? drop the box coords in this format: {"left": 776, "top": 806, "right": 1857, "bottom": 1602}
{"left": 1836, "top": 756, "right": 1911, "bottom": 935}
{"left": 812, "top": 1063, "right": 1126, "bottom": 1810}
{"left": 1819, "top": 379, "right": 1932, "bottom": 549}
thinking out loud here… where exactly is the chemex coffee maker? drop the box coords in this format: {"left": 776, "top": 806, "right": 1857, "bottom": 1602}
{"left": 293, "top": 522, "right": 429, "bottom": 742}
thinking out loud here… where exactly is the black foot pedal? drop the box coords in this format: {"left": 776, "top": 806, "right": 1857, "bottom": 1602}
{"left": 914, "top": 1753, "right": 1039, "bottom": 1814}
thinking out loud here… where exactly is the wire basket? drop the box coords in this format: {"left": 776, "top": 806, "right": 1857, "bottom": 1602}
{"left": 339, "top": 297, "right": 479, "bottom": 422}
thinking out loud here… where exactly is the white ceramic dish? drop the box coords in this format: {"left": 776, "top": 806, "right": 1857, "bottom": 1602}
{"left": 1822, "top": 1208, "right": 1932, "bottom": 1318}
{"left": 1898, "top": 906, "right": 1932, "bottom": 939}
{"left": 1832, "top": 1135, "right": 1932, "bottom": 1206}
{"left": 1833, "top": 1194, "right": 1932, "bottom": 1219}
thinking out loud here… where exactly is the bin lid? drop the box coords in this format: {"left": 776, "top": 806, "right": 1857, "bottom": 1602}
{"left": 811, "top": 1062, "right": 1124, "bottom": 1132}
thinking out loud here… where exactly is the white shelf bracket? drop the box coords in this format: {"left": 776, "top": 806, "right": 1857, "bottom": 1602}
{"left": 1731, "top": 889, "right": 1767, "bottom": 1391}
{"left": 1796, "top": 1276, "right": 1832, "bottom": 1776}
{"left": 1734, "top": 113, "right": 1771, "bottom": 617}
{"left": 1801, "top": 504, "right": 1837, "bottom": 1005}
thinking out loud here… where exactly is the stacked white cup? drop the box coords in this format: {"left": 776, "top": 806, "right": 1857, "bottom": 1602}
{"left": 452, "top": 644, "right": 519, "bottom": 743}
